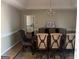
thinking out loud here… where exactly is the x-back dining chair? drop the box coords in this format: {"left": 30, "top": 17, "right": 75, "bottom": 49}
{"left": 65, "top": 33, "right": 75, "bottom": 50}
{"left": 50, "top": 33, "right": 62, "bottom": 58}
{"left": 35, "top": 33, "right": 49, "bottom": 59}
{"left": 50, "top": 33, "right": 62, "bottom": 49}
{"left": 63, "top": 33, "right": 75, "bottom": 59}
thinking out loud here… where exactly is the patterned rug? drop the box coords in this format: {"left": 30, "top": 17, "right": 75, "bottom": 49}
{"left": 15, "top": 49, "right": 74, "bottom": 59}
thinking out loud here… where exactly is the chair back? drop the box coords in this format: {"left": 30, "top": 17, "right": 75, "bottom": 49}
{"left": 65, "top": 33, "right": 75, "bottom": 49}
{"left": 36, "top": 33, "right": 48, "bottom": 49}
{"left": 19, "top": 30, "right": 27, "bottom": 41}
{"left": 49, "top": 28, "right": 56, "bottom": 33}
{"left": 39, "top": 28, "right": 45, "bottom": 33}
{"left": 50, "top": 33, "right": 62, "bottom": 49}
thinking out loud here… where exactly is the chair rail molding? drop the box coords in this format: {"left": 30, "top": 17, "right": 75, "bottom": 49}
{"left": 1, "top": 29, "right": 21, "bottom": 38}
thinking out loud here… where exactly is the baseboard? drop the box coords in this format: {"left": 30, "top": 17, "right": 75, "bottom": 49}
{"left": 1, "top": 41, "right": 21, "bottom": 55}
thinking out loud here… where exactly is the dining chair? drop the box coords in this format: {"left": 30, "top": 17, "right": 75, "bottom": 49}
{"left": 50, "top": 33, "right": 62, "bottom": 59}
{"left": 35, "top": 33, "right": 49, "bottom": 59}
{"left": 65, "top": 33, "right": 75, "bottom": 49}
{"left": 63, "top": 33, "right": 75, "bottom": 58}
{"left": 19, "top": 30, "right": 34, "bottom": 52}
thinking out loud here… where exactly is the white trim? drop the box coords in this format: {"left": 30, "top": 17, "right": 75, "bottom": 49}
{"left": 1, "top": 41, "right": 20, "bottom": 55}
{"left": 1, "top": 29, "right": 20, "bottom": 38}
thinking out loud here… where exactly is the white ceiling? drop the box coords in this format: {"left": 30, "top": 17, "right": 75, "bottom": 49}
{"left": 2, "top": 0, "right": 77, "bottom": 10}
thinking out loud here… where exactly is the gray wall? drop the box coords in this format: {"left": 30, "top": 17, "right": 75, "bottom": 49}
{"left": 1, "top": 2, "right": 21, "bottom": 54}
{"left": 21, "top": 9, "right": 76, "bottom": 31}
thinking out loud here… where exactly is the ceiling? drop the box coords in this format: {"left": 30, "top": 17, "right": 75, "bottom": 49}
{"left": 2, "top": 0, "right": 77, "bottom": 10}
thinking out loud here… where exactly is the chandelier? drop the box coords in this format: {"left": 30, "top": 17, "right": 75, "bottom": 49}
{"left": 46, "top": 0, "right": 56, "bottom": 28}
{"left": 48, "top": 0, "right": 56, "bottom": 18}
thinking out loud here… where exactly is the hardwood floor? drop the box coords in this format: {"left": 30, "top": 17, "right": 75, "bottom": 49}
{"left": 15, "top": 49, "right": 34, "bottom": 59}
{"left": 1, "top": 42, "right": 23, "bottom": 59}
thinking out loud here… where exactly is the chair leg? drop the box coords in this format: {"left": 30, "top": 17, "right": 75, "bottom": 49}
{"left": 22, "top": 45, "right": 26, "bottom": 52}
{"left": 60, "top": 52, "right": 65, "bottom": 59}
{"left": 47, "top": 51, "right": 49, "bottom": 59}
{"left": 31, "top": 46, "right": 34, "bottom": 55}
{"left": 60, "top": 53, "right": 63, "bottom": 59}
{"left": 36, "top": 54, "right": 38, "bottom": 59}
